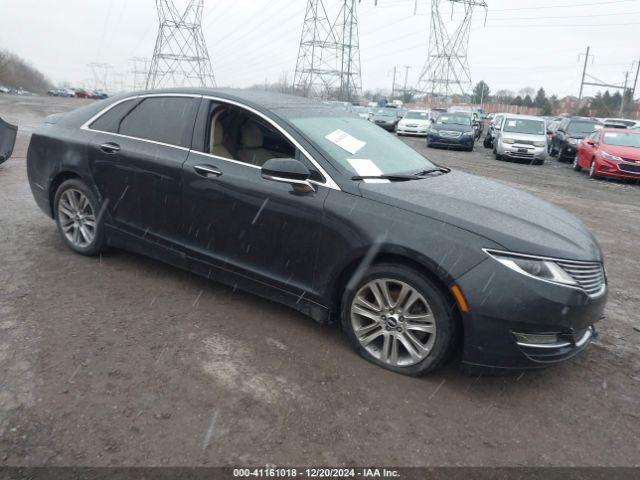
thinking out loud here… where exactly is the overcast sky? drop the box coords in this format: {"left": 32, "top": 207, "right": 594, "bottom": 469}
{"left": 1, "top": 0, "right": 639, "bottom": 97}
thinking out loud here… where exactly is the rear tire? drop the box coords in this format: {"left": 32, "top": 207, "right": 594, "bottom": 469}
{"left": 341, "top": 264, "right": 456, "bottom": 377}
{"left": 54, "top": 179, "right": 105, "bottom": 256}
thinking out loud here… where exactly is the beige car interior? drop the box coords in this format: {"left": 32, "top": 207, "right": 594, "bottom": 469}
{"left": 208, "top": 107, "right": 294, "bottom": 167}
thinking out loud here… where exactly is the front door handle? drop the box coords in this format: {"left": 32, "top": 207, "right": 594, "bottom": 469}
{"left": 194, "top": 165, "right": 223, "bottom": 178}
{"left": 100, "top": 142, "right": 121, "bottom": 154}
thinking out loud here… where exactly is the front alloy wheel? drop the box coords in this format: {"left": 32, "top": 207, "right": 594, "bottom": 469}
{"left": 350, "top": 279, "right": 436, "bottom": 367}
{"left": 342, "top": 264, "right": 456, "bottom": 376}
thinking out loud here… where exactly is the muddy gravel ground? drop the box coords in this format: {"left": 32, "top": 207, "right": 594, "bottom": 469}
{"left": 1, "top": 96, "right": 639, "bottom": 467}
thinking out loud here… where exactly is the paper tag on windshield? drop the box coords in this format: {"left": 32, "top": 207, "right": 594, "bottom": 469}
{"left": 326, "top": 129, "right": 366, "bottom": 155}
{"left": 507, "top": 120, "right": 517, "bottom": 127}
{"left": 347, "top": 159, "right": 389, "bottom": 183}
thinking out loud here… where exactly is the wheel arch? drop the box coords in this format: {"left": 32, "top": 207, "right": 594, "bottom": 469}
{"left": 48, "top": 171, "right": 83, "bottom": 217}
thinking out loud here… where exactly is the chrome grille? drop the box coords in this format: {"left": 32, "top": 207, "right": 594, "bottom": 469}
{"left": 440, "top": 130, "right": 462, "bottom": 138}
{"left": 513, "top": 139, "right": 535, "bottom": 146}
{"left": 556, "top": 260, "right": 606, "bottom": 296}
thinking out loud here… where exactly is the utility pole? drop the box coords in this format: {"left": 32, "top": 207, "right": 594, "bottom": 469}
{"left": 632, "top": 59, "right": 640, "bottom": 99}
{"left": 620, "top": 71, "right": 629, "bottom": 117}
{"left": 391, "top": 66, "right": 397, "bottom": 99}
{"left": 578, "top": 46, "right": 590, "bottom": 106}
{"left": 402, "top": 65, "right": 411, "bottom": 100}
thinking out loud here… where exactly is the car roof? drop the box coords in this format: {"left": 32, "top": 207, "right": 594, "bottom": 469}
{"left": 120, "top": 87, "right": 353, "bottom": 119}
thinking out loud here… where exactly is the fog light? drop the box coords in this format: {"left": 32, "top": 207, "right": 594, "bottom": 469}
{"left": 513, "top": 332, "right": 560, "bottom": 345}
{"left": 600, "top": 165, "right": 611, "bottom": 171}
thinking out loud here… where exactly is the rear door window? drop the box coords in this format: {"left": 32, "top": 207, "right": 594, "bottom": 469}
{"left": 118, "top": 96, "right": 198, "bottom": 148}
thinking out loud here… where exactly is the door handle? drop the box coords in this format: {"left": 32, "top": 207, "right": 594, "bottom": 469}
{"left": 194, "top": 165, "right": 223, "bottom": 178}
{"left": 100, "top": 142, "right": 121, "bottom": 154}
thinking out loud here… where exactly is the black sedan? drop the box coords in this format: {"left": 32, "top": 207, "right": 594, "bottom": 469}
{"left": 26, "top": 89, "right": 607, "bottom": 376}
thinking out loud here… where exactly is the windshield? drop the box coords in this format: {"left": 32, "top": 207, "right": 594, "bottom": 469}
{"left": 568, "top": 121, "right": 599, "bottom": 135}
{"left": 503, "top": 119, "right": 546, "bottom": 135}
{"left": 374, "top": 109, "right": 396, "bottom": 118}
{"left": 290, "top": 116, "right": 436, "bottom": 176}
{"left": 436, "top": 114, "right": 471, "bottom": 126}
{"left": 603, "top": 131, "right": 640, "bottom": 148}
{"left": 404, "top": 111, "right": 430, "bottom": 120}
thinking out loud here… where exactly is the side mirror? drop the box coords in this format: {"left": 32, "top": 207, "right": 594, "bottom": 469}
{"left": 261, "top": 158, "right": 316, "bottom": 194}
{"left": 587, "top": 140, "right": 596, "bottom": 146}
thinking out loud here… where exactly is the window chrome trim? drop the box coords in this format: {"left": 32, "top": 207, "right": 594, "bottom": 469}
{"left": 201, "top": 95, "right": 340, "bottom": 191}
{"left": 80, "top": 93, "right": 341, "bottom": 191}
{"left": 483, "top": 248, "right": 607, "bottom": 298}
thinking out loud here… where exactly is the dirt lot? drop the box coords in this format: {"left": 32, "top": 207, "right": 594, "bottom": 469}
{"left": 1, "top": 95, "right": 639, "bottom": 467}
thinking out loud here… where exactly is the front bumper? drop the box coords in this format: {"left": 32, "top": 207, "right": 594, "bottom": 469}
{"left": 595, "top": 159, "right": 640, "bottom": 180}
{"left": 560, "top": 142, "right": 579, "bottom": 158}
{"left": 427, "top": 133, "right": 474, "bottom": 149}
{"left": 397, "top": 125, "right": 429, "bottom": 136}
{"left": 455, "top": 257, "right": 607, "bottom": 371}
{"left": 374, "top": 121, "right": 396, "bottom": 131}
{"left": 500, "top": 144, "right": 547, "bottom": 161}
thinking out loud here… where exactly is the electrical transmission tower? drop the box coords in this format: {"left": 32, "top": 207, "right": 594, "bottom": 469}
{"left": 130, "top": 57, "right": 151, "bottom": 91}
{"left": 146, "top": 0, "right": 216, "bottom": 90}
{"left": 416, "top": 0, "right": 487, "bottom": 100}
{"left": 88, "top": 63, "right": 114, "bottom": 93}
{"left": 293, "top": 0, "right": 363, "bottom": 102}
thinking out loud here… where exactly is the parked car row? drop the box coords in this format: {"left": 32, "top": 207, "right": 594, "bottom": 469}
{"left": 0, "top": 86, "right": 37, "bottom": 96}
{"left": 47, "top": 88, "right": 109, "bottom": 99}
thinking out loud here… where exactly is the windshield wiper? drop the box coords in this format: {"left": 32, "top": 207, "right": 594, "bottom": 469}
{"left": 351, "top": 174, "right": 419, "bottom": 182}
{"left": 411, "top": 167, "right": 450, "bottom": 177}
{"left": 351, "top": 168, "right": 450, "bottom": 182}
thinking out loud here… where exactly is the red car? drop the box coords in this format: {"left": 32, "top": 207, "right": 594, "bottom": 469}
{"left": 574, "top": 128, "right": 640, "bottom": 180}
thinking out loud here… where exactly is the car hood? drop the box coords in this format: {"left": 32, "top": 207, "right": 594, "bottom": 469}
{"left": 359, "top": 170, "right": 602, "bottom": 262}
{"left": 400, "top": 119, "right": 430, "bottom": 126}
{"left": 601, "top": 144, "right": 640, "bottom": 160}
{"left": 433, "top": 123, "right": 473, "bottom": 132}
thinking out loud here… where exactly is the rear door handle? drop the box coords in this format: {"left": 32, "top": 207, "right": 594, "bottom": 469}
{"left": 100, "top": 142, "right": 121, "bottom": 154}
{"left": 194, "top": 165, "right": 223, "bottom": 178}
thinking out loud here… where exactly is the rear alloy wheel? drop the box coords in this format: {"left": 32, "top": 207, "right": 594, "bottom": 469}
{"left": 54, "top": 179, "right": 105, "bottom": 256}
{"left": 342, "top": 264, "right": 455, "bottom": 376}
{"left": 572, "top": 157, "right": 582, "bottom": 171}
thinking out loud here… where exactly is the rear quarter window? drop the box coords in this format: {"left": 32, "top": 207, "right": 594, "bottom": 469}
{"left": 89, "top": 99, "right": 139, "bottom": 133}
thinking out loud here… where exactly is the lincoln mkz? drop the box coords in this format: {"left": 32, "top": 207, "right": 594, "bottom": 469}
{"left": 25, "top": 89, "right": 607, "bottom": 376}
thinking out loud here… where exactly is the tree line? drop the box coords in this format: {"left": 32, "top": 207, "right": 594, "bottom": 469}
{"left": 472, "top": 80, "right": 637, "bottom": 117}
{"left": 0, "top": 49, "right": 52, "bottom": 93}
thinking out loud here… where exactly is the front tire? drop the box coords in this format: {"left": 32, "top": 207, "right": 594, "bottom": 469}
{"left": 54, "top": 179, "right": 105, "bottom": 256}
{"left": 573, "top": 157, "right": 582, "bottom": 171}
{"left": 589, "top": 159, "right": 599, "bottom": 179}
{"left": 341, "top": 264, "right": 456, "bottom": 376}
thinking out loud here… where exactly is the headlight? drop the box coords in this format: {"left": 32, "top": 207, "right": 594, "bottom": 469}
{"left": 430, "top": 129, "right": 440, "bottom": 135}
{"left": 503, "top": 138, "right": 516, "bottom": 144}
{"left": 485, "top": 250, "right": 577, "bottom": 287}
{"left": 568, "top": 138, "right": 578, "bottom": 145}
{"left": 463, "top": 131, "right": 474, "bottom": 136}
{"left": 533, "top": 141, "right": 546, "bottom": 147}
{"left": 601, "top": 151, "right": 623, "bottom": 162}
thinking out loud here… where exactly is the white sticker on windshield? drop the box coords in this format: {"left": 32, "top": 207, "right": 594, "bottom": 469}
{"left": 347, "top": 159, "right": 389, "bottom": 183}
{"left": 507, "top": 120, "right": 517, "bottom": 127}
{"left": 326, "top": 129, "right": 366, "bottom": 155}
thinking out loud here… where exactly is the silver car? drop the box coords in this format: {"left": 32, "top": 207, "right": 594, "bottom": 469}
{"left": 494, "top": 115, "right": 548, "bottom": 165}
